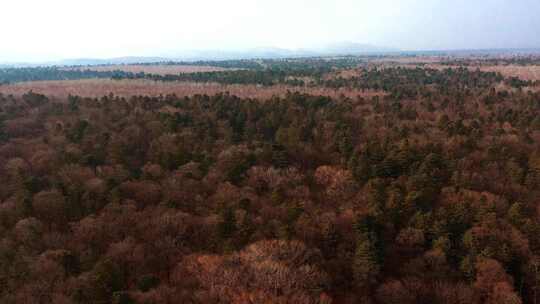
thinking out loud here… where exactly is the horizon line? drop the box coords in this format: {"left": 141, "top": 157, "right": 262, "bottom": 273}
{"left": 2, "top": 47, "right": 540, "bottom": 66}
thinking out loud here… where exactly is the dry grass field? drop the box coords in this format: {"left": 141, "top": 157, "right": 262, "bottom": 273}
{"left": 0, "top": 79, "right": 384, "bottom": 100}
{"left": 63, "top": 64, "right": 237, "bottom": 75}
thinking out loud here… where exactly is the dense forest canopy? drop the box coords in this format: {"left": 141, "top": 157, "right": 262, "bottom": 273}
{"left": 0, "top": 56, "right": 539, "bottom": 303}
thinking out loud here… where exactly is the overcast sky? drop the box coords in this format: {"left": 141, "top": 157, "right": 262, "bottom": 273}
{"left": 1, "top": 0, "right": 539, "bottom": 62}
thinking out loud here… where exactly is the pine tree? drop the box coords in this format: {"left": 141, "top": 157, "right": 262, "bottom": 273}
{"left": 507, "top": 202, "right": 525, "bottom": 227}
{"left": 0, "top": 119, "right": 7, "bottom": 142}
{"left": 271, "top": 143, "right": 289, "bottom": 168}
{"left": 321, "top": 221, "right": 340, "bottom": 258}
{"left": 218, "top": 207, "right": 237, "bottom": 240}
{"left": 365, "top": 178, "right": 387, "bottom": 219}
{"left": 353, "top": 233, "right": 380, "bottom": 288}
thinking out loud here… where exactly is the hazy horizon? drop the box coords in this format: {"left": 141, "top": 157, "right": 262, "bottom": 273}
{"left": 2, "top": 0, "right": 540, "bottom": 63}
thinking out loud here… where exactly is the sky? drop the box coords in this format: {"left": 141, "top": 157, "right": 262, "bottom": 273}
{"left": 1, "top": 0, "right": 539, "bottom": 62}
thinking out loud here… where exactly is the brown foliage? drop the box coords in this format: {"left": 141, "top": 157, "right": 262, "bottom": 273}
{"left": 180, "top": 240, "right": 330, "bottom": 304}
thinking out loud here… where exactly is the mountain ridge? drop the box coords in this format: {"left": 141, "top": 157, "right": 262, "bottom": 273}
{"left": 3, "top": 46, "right": 540, "bottom": 67}
{"left": 0, "top": 43, "right": 399, "bottom": 67}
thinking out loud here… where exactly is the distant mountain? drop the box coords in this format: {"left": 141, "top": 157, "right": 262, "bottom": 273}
{"left": 59, "top": 57, "right": 170, "bottom": 66}
{"left": 170, "top": 43, "right": 399, "bottom": 61}
{"left": 16, "top": 42, "right": 540, "bottom": 68}
{"left": 398, "top": 48, "right": 540, "bottom": 56}
{"left": 312, "top": 42, "right": 400, "bottom": 55}
{"left": 4, "top": 45, "right": 540, "bottom": 68}
{"left": 0, "top": 43, "right": 401, "bottom": 67}
{"left": 164, "top": 48, "right": 301, "bottom": 61}
{"left": 245, "top": 43, "right": 401, "bottom": 58}
{"left": 0, "top": 57, "right": 172, "bottom": 68}
{"left": 55, "top": 43, "right": 401, "bottom": 66}
{"left": 246, "top": 47, "right": 299, "bottom": 58}
{"left": 6, "top": 47, "right": 540, "bottom": 68}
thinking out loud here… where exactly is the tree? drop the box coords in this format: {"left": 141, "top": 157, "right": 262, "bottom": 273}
{"left": 364, "top": 178, "right": 387, "bottom": 219}
{"left": 0, "top": 119, "right": 7, "bottom": 142}
{"left": 22, "top": 91, "right": 49, "bottom": 107}
{"left": 91, "top": 259, "right": 126, "bottom": 302}
{"left": 396, "top": 227, "right": 425, "bottom": 250}
{"left": 475, "top": 258, "right": 521, "bottom": 304}
{"left": 180, "top": 240, "right": 330, "bottom": 303}
{"left": 375, "top": 280, "right": 415, "bottom": 304}
{"left": 217, "top": 207, "right": 237, "bottom": 244}
{"left": 13, "top": 217, "right": 44, "bottom": 254}
{"left": 32, "top": 190, "right": 67, "bottom": 229}
{"left": 314, "top": 165, "right": 357, "bottom": 201}
{"left": 353, "top": 232, "right": 380, "bottom": 289}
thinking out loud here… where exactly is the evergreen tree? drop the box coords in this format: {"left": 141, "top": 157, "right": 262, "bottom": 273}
{"left": 353, "top": 232, "right": 380, "bottom": 288}
{"left": 218, "top": 207, "right": 237, "bottom": 240}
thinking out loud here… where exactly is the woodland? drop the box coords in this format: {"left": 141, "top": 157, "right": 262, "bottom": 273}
{"left": 0, "top": 56, "right": 539, "bottom": 303}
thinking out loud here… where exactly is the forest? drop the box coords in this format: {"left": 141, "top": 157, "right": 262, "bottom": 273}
{"left": 0, "top": 56, "right": 539, "bottom": 304}
{"left": 0, "top": 58, "right": 363, "bottom": 85}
